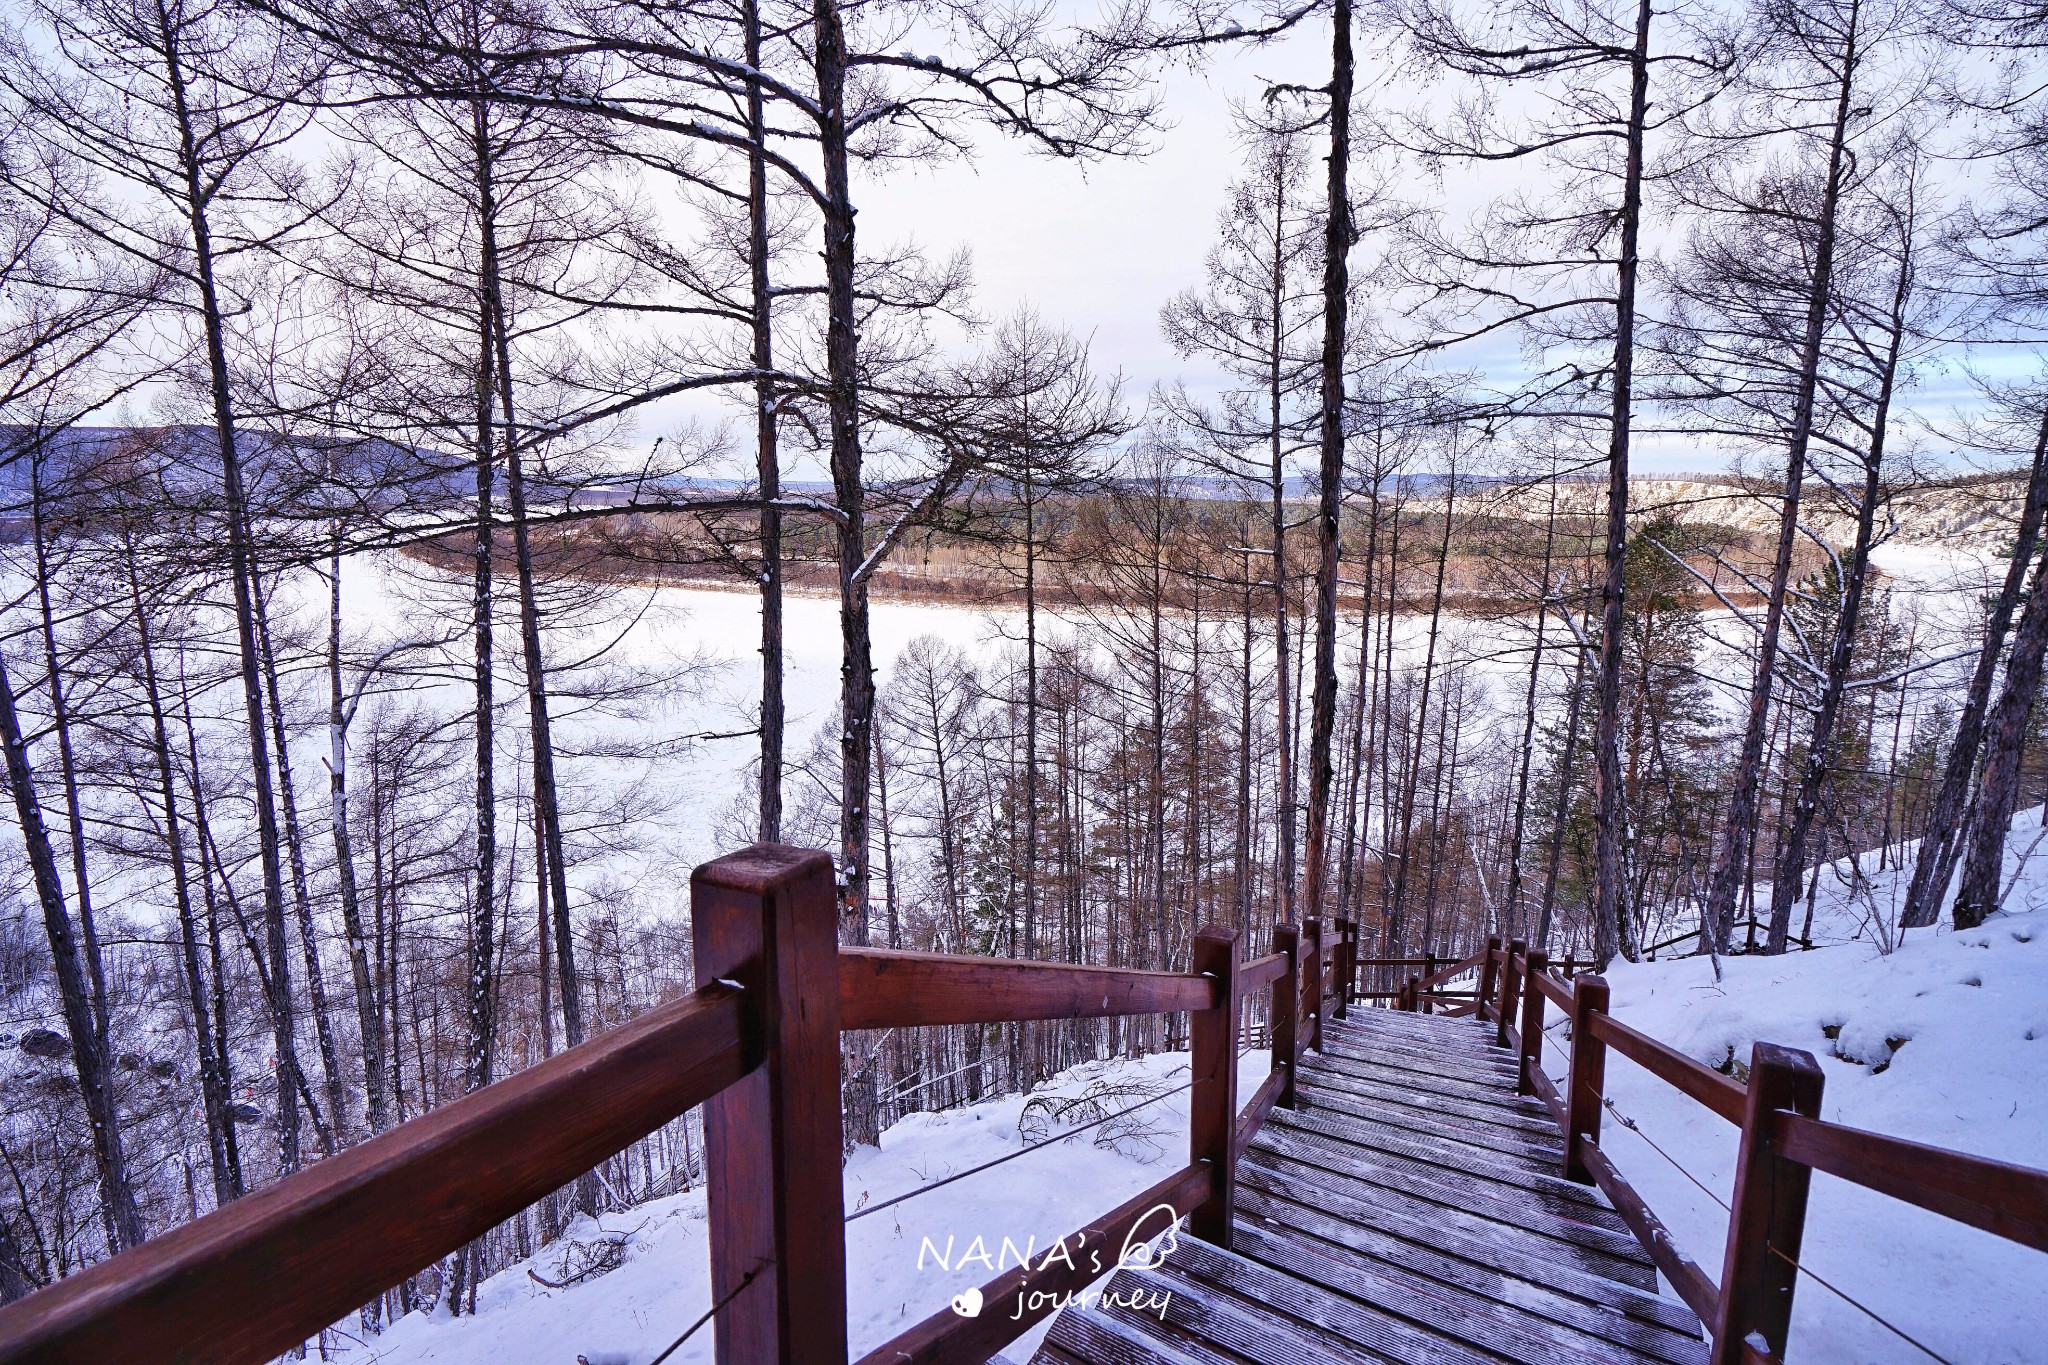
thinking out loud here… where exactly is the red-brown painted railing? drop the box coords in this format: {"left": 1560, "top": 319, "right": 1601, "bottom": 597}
{"left": 0, "top": 844, "right": 1338, "bottom": 1365}
{"left": 1407, "top": 935, "right": 2048, "bottom": 1365}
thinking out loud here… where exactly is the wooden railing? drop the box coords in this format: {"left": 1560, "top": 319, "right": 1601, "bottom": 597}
{"left": 0, "top": 845, "right": 1345, "bottom": 1365}
{"left": 1410, "top": 935, "right": 2048, "bottom": 1365}
{"left": 1322, "top": 919, "right": 1591, "bottom": 1013}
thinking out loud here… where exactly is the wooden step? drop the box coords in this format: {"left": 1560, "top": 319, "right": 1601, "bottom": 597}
{"left": 1032, "top": 1011, "right": 1702, "bottom": 1365}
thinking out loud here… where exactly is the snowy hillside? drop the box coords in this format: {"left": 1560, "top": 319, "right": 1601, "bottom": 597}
{"left": 1583, "top": 824, "right": 2048, "bottom": 1363}
{"left": 350, "top": 1052, "right": 1266, "bottom": 1365}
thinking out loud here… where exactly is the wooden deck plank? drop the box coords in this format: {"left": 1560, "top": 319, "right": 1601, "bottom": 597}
{"left": 1328, "top": 1014, "right": 1517, "bottom": 1057}
{"left": 1336, "top": 1014, "right": 1503, "bottom": 1054}
{"left": 1101, "top": 1265, "right": 1395, "bottom": 1365}
{"left": 1277, "top": 1095, "right": 1573, "bottom": 1182}
{"left": 1297, "top": 1086, "right": 1567, "bottom": 1163}
{"left": 1305, "top": 1050, "right": 1555, "bottom": 1114}
{"left": 1235, "top": 1175, "right": 1694, "bottom": 1335}
{"left": 1236, "top": 1146, "right": 1654, "bottom": 1293}
{"left": 1296, "top": 1061, "right": 1564, "bottom": 1139}
{"left": 1321, "top": 1025, "right": 1520, "bottom": 1070}
{"left": 1036, "top": 1303, "right": 1235, "bottom": 1365}
{"left": 1232, "top": 1221, "right": 1705, "bottom": 1365}
{"left": 1031, "top": 1010, "right": 1703, "bottom": 1365}
{"left": 1253, "top": 1113, "right": 1622, "bottom": 1227}
{"left": 1155, "top": 1243, "right": 1501, "bottom": 1365}
{"left": 1313, "top": 1044, "right": 1523, "bottom": 1091}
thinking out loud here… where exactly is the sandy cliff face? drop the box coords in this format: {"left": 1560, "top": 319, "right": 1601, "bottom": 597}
{"left": 1478, "top": 473, "right": 2025, "bottom": 548}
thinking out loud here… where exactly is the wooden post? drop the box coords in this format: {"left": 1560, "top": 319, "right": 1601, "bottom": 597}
{"left": 1404, "top": 974, "right": 1420, "bottom": 1013}
{"left": 1303, "top": 918, "right": 1324, "bottom": 1050}
{"left": 1423, "top": 951, "right": 1438, "bottom": 1013}
{"left": 1190, "top": 925, "right": 1241, "bottom": 1248}
{"left": 1710, "top": 1042, "right": 1825, "bottom": 1365}
{"left": 1477, "top": 935, "right": 1500, "bottom": 1022}
{"left": 1517, "top": 949, "right": 1548, "bottom": 1096}
{"left": 1333, "top": 918, "right": 1354, "bottom": 1020}
{"left": 692, "top": 846, "right": 848, "bottom": 1365}
{"left": 1562, "top": 974, "right": 1609, "bottom": 1185}
{"left": 1495, "top": 938, "right": 1525, "bottom": 1049}
{"left": 1273, "top": 924, "right": 1299, "bottom": 1109}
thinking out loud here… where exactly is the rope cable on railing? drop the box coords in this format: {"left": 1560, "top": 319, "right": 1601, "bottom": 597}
{"left": 646, "top": 1262, "right": 762, "bottom": 1365}
{"left": 1765, "top": 1245, "right": 1956, "bottom": 1365}
{"left": 845, "top": 1077, "right": 1198, "bottom": 1225}
{"left": 1600, "top": 1094, "right": 1729, "bottom": 1211}
{"left": 1598, "top": 1094, "right": 1956, "bottom": 1365}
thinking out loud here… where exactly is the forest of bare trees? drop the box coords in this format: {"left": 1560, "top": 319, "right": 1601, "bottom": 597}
{"left": 4, "top": 0, "right": 2048, "bottom": 1344}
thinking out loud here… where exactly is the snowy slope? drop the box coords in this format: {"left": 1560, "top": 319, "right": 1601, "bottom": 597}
{"left": 1576, "top": 829, "right": 2048, "bottom": 1363}
{"left": 348, "top": 1052, "right": 1270, "bottom": 1365}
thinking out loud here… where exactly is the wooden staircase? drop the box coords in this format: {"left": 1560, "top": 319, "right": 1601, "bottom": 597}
{"left": 7, "top": 861, "right": 2041, "bottom": 1365}
{"left": 1035, "top": 1008, "right": 1706, "bottom": 1365}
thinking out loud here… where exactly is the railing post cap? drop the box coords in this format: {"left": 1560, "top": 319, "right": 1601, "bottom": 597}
{"left": 1749, "top": 1039, "right": 1824, "bottom": 1080}
{"left": 692, "top": 843, "right": 835, "bottom": 895}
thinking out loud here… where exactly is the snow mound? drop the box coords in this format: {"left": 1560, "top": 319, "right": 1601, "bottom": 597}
{"left": 1590, "top": 904, "right": 2048, "bottom": 1362}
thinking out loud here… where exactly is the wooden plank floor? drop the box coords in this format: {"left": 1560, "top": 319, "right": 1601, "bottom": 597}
{"left": 1033, "top": 1009, "right": 1707, "bottom": 1365}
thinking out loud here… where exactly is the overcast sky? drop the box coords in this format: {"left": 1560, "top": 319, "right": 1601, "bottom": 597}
{"left": 644, "top": 29, "right": 2025, "bottom": 483}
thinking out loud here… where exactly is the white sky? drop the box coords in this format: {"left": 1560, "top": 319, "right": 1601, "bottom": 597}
{"left": 643, "top": 28, "right": 2036, "bottom": 482}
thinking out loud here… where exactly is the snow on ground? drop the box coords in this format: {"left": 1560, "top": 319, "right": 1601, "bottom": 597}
{"left": 1574, "top": 816, "right": 2048, "bottom": 1363}
{"left": 350, "top": 1051, "right": 1271, "bottom": 1365}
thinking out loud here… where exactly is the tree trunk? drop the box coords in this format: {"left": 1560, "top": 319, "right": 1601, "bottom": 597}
{"left": 326, "top": 538, "right": 389, "bottom": 1134}
{"left": 253, "top": 570, "right": 346, "bottom": 1149}
{"left": 27, "top": 460, "right": 110, "bottom": 1053}
{"left": 1589, "top": 0, "right": 1653, "bottom": 968}
{"left": 1956, "top": 515, "right": 2048, "bottom": 927}
{"left": 125, "top": 538, "right": 238, "bottom": 1209}
{"left": 1302, "top": 0, "right": 1354, "bottom": 927}
{"left": 1902, "top": 409, "right": 2048, "bottom": 926}
{"left": 162, "top": 32, "right": 301, "bottom": 1172}
{"left": 0, "top": 649, "right": 144, "bottom": 1251}
{"left": 748, "top": 0, "right": 784, "bottom": 844}
{"left": 1504, "top": 482, "right": 1559, "bottom": 939}
{"left": 1700, "top": 1, "right": 1861, "bottom": 955}
{"left": 1768, "top": 237, "right": 1910, "bottom": 952}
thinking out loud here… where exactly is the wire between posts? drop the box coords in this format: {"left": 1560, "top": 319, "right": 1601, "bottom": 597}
{"left": 1764, "top": 1245, "right": 1955, "bottom": 1365}
{"left": 1599, "top": 1094, "right": 1956, "bottom": 1365}
{"left": 645, "top": 1262, "right": 762, "bottom": 1365}
{"left": 845, "top": 1077, "right": 1198, "bottom": 1224}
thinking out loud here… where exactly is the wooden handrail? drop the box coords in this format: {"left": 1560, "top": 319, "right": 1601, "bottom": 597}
{"left": 0, "top": 826, "right": 1511, "bottom": 1365}
{"left": 1411, "top": 947, "right": 1486, "bottom": 993}
{"left": 0, "top": 982, "right": 754, "bottom": 1365}
{"left": 840, "top": 946, "right": 1218, "bottom": 1029}
{"left": 1587, "top": 1010, "right": 1747, "bottom": 1125}
{"left": 1527, "top": 1061, "right": 1566, "bottom": 1126}
{"left": 1580, "top": 1141, "right": 1721, "bottom": 1325}
{"left": 1772, "top": 1112, "right": 2048, "bottom": 1253}
{"left": 1241, "top": 950, "right": 1288, "bottom": 992}
{"left": 1237, "top": 1067, "right": 1287, "bottom": 1155}
{"left": 1518, "top": 942, "right": 2048, "bottom": 1365}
